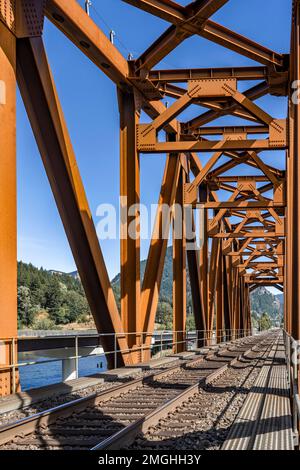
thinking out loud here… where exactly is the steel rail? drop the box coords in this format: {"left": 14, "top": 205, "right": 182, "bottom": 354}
{"left": 0, "top": 342, "right": 228, "bottom": 445}
{"left": 92, "top": 333, "right": 276, "bottom": 450}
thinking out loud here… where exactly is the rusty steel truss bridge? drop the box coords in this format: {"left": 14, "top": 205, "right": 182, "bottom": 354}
{"left": 0, "top": 0, "right": 299, "bottom": 397}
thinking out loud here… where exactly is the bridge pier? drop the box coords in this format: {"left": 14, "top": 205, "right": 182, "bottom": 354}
{"left": 62, "top": 358, "right": 77, "bottom": 382}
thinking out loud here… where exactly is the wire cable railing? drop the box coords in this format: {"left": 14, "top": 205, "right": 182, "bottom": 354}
{"left": 0, "top": 328, "right": 253, "bottom": 393}
{"left": 283, "top": 330, "right": 300, "bottom": 446}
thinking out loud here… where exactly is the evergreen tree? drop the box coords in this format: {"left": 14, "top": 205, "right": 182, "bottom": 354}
{"left": 258, "top": 312, "right": 272, "bottom": 331}
{"left": 17, "top": 286, "right": 34, "bottom": 327}
{"left": 44, "top": 277, "right": 64, "bottom": 324}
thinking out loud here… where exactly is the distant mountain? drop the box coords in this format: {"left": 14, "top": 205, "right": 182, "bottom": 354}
{"left": 276, "top": 293, "right": 284, "bottom": 305}
{"left": 49, "top": 269, "right": 80, "bottom": 280}
{"left": 111, "top": 245, "right": 191, "bottom": 307}
{"left": 250, "top": 286, "right": 282, "bottom": 321}
{"left": 44, "top": 249, "right": 283, "bottom": 327}
{"left": 112, "top": 248, "right": 282, "bottom": 324}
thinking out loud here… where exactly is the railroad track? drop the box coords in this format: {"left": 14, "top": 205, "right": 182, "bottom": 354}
{"left": 95, "top": 332, "right": 278, "bottom": 450}
{"left": 127, "top": 333, "right": 280, "bottom": 450}
{"left": 0, "top": 332, "right": 275, "bottom": 450}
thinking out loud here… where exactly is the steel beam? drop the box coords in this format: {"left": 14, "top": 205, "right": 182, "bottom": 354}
{"left": 141, "top": 153, "right": 181, "bottom": 339}
{"left": 173, "top": 168, "right": 186, "bottom": 353}
{"left": 46, "top": 0, "right": 130, "bottom": 86}
{"left": 185, "top": 187, "right": 206, "bottom": 346}
{"left": 137, "top": 137, "right": 287, "bottom": 153}
{"left": 118, "top": 89, "right": 141, "bottom": 357}
{"left": 0, "top": 21, "right": 19, "bottom": 396}
{"left": 287, "top": 0, "right": 300, "bottom": 340}
{"left": 123, "top": 0, "right": 285, "bottom": 67}
{"left": 184, "top": 82, "right": 269, "bottom": 130}
{"left": 148, "top": 66, "right": 269, "bottom": 83}
{"left": 133, "top": 0, "right": 229, "bottom": 72}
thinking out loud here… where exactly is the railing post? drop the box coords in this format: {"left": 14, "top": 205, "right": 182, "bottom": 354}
{"left": 114, "top": 334, "right": 117, "bottom": 369}
{"left": 11, "top": 338, "right": 16, "bottom": 394}
{"left": 75, "top": 335, "right": 79, "bottom": 380}
{"left": 287, "top": 334, "right": 291, "bottom": 390}
{"left": 291, "top": 338, "right": 299, "bottom": 441}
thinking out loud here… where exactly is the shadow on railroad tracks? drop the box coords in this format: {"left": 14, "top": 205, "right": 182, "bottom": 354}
{"left": 13, "top": 389, "right": 131, "bottom": 450}
{"left": 4, "top": 369, "right": 290, "bottom": 450}
{"left": 0, "top": 374, "right": 135, "bottom": 425}
{"left": 35, "top": 411, "right": 126, "bottom": 449}
{"left": 127, "top": 414, "right": 293, "bottom": 451}
{"left": 2, "top": 341, "right": 288, "bottom": 449}
{"left": 126, "top": 374, "right": 291, "bottom": 451}
{"left": 0, "top": 381, "right": 84, "bottom": 423}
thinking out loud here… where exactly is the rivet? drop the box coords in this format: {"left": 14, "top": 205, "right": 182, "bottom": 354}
{"left": 80, "top": 40, "right": 90, "bottom": 49}
{"left": 52, "top": 12, "right": 64, "bottom": 23}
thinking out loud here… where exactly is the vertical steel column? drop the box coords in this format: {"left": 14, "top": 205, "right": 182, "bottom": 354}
{"left": 199, "top": 184, "right": 208, "bottom": 341}
{"left": 0, "top": 21, "right": 19, "bottom": 396}
{"left": 287, "top": 96, "right": 293, "bottom": 335}
{"left": 227, "top": 252, "right": 234, "bottom": 330}
{"left": 208, "top": 237, "right": 220, "bottom": 334}
{"left": 215, "top": 246, "right": 224, "bottom": 343}
{"left": 118, "top": 89, "right": 141, "bottom": 360}
{"left": 223, "top": 254, "right": 231, "bottom": 340}
{"left": 173, "top": 168, "right": 186, "bottom": 353}
{"left": 141, "top": 152, "right": 181, "bottom": 350}
{"left": 232, "top": 266, "right": 240, "bottom": 335}
{"left": 186, "top": 225, "right": 206, "bottom": 347}
{"left": 289, "top": 0, "right": 300, "bottom": 340}
{"left": 239, "top": 277, "right": 244, "bottom": 335}
{"left": 245, "top": 284, "right": 251, "bottom": 332}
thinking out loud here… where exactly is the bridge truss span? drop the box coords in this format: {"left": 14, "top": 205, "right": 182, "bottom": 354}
{"left": 0, "top": 0, "right": 299, "bottom": 397}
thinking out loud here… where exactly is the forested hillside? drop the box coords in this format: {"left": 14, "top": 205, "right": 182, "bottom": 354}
{"left": 17, "top": 262, "right": 91, "bottom": 329}
{"left": 18, "top": 249, "right": 283, "bottom": 330}
{"left": 111, "top": 246, "right": 194, "bottom": 330}
{"left": 112, "top": 246, "right": 282, "bottom": 329}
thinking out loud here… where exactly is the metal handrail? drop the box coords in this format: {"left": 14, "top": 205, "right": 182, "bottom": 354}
{"left": 0, "top": 328, "right": 252, "bottom": 392}
{"left": 283, "top": 329, "right": 300, "bottom": 444}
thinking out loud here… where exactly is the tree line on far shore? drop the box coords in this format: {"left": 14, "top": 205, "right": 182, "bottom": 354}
{"left": 17, "top": 256, "right": 281, "bottom": 331}
{"left": 17, "top": 262, "right": 91, "bottom": 330}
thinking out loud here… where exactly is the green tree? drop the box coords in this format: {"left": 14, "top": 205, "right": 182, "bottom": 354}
{"left": 17, "top": 286, "right": 35, "bottom": 327}
{"left": 156, "top": 301, "right": 173, "bottom": 328}
{"left": 64, "top": 290, "right": 89, "bottom": 322}
{"left": 186, "top": 314, "right": 196, "bottom": 331}
{"left": 17, "top": 261, "right": 92, "bottom": 328}
{"left": 44, "top": 277, "right": 64, "bottom": 324}
{"left": 258, "top": 312, "right": 272, "bottom": 331}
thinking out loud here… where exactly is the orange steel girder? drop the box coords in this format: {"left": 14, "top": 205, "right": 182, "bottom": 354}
{"left": 118, "top": 89, "right": 141, "bottom": 358}
{"left": 0, "top": 20, "right": 19, "bottom": 396}
{"left": 1, "top": 0, "right": 298, "bottom": 396}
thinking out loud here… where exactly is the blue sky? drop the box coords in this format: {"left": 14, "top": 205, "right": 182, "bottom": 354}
{"left": 17, "top": 0, "right": 292, "bottom": 280}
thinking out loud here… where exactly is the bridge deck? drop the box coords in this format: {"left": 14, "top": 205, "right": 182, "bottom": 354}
{"left": 222, "top": 334, "right": 294, "bottom": 450}
{"left": 0, "top": 342, "right": 231, "bottom": 416}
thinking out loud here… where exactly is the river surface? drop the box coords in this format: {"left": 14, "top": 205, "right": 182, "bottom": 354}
{"left": 19, "top": 355, "right": 108, "bottom": 391}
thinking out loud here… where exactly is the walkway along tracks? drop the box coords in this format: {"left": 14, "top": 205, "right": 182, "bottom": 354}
{"left": 0, "top": 332, "right": 275, "bottom": 450}
{"left": 221, "top": 334, "right": 294, "bottom": 450}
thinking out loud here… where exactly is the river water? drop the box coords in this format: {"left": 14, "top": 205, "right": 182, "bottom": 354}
{"left": 19, "top": 355, "right": 108, "bottom": 391}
